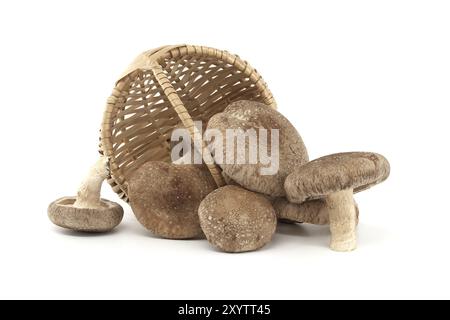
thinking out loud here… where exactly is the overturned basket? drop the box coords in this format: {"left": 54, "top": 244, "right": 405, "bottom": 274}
{"left": 100, "top": 44, "right": 277, "bottom": 202}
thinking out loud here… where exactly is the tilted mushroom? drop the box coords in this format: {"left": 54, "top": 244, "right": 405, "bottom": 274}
{"left": 206, "top": 100, "right": 309, "bottom": 197}
{"left": 48, "top": 156, "right": 124, "bottom": 232}
{"left": 272, "top": 197, "right": 359, "bottom": 225}
{"left": 284, "top": 152, "right": 390, "bottom": 252}
{"left": 198, "top": 185, "right": 277, "bottom": 253}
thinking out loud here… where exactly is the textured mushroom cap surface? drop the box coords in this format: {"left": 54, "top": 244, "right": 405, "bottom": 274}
{"left": 207, "top": 100, "right": 309, "bottom": 196}
{"left": 285, "top": 152, "right": 390, "bottom": 203}
{"left": 198, "top": 185, "right": 277, "bottom": 253}
{"left": 128, "top": 161, "right": 216, "bottom": 239}
{"left": 48, "top": 197, "right": 124, "bottom": 232}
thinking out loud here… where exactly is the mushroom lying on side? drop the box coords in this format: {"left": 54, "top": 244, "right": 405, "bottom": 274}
{"left": 272, "top": 197, "right": 359, "bottom": 225}
{"left": 284, "top": 152, "right": 390, "bottom": 252}
{"left": 198, "top": 185, "right": 277, "bottom": 253}
{"left": 48, "top": 156, "right": 124, "bottom": 232}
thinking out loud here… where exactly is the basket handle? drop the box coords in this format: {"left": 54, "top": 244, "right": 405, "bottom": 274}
{"left": 150, "top": 62, "right": 226, "bottom": 188}
{"left": 116, "top": 45, "right": 185, "bottom": 84}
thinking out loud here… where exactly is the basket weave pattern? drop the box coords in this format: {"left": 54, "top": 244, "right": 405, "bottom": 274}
{"left": 100, "top": 45, "right": 276, "bottom": 202}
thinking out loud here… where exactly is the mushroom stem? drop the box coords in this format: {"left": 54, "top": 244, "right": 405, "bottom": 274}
{"left": 326, "top": 189, "right": 357, "bottom": 252}
{"left": 73, "top": 156, "right": 109, "bottom": 210}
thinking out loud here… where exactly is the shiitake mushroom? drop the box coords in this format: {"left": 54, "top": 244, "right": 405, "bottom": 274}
{"left": 128, "top": 161, "right": 216, "bottom": 239}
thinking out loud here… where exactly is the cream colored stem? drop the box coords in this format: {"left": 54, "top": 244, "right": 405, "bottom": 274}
{"left": 73, "top": 156, "right": 109, "bottom": 209}
{"left": 326, "top": 189, "right": 357, "bottom": 252}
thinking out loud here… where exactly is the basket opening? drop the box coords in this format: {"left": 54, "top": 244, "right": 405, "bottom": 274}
{"left": 106, "top": 51, "right": 271, "bottom": 198}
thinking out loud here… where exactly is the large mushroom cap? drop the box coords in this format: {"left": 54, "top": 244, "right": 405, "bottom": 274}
{"left": 48, "top": 197, "right": 124, "bottom": 232}
{"left": 128, "top": 161, "right": 216, "bottom": 239}
{"left": 207, "top": 100, "right": 309, "bottom": 197}
{"left": 285, "top": 152, "right": 390, "bottom": 203}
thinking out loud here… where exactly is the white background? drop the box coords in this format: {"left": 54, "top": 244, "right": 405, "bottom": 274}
{"left": 0, "top": 0, "right": 449, "bottom": 300}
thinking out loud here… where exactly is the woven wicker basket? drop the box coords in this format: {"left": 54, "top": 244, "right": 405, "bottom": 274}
{"left": 100, "top": 44, "right": 277, "bottom": 202}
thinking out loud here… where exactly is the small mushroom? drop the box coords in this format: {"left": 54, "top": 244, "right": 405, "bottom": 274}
{"left": 284, "top": 152, "right": 390, "bottom": 252}
{"left": 272, "top": 197, "right": 359, "bottom": 225}
{"left": 198, "top": 185, "right": 277, "bottom": 253}
{"left": 206, "top": 100, "right": 309, "bottom": 196}
{"left": 48, "top": 156, "right": 124, "bottom": 232}
{"left": 128, "top": 161, "right": 216, "bottom": 239}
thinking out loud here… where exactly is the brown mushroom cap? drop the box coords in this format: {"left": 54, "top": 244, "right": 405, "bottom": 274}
{"left": 285, "top": 152, "right": 390, "bottom": 203}
{"left": 128, "top": 161, "right": 216, "bottom": 239}
{"left": 273, "top": 197, "right": 359, "bottom": 225}
{"left": 207, "top": 100, "right": 309, "bottom": 197}
{"left": 198, "top": 185, "right": 277, "bottom": 253}
{"left": 273, "top": 198, "right": 330, "bottom": 225}
{"left": 48, "top": 197, "right": 124, "bottom": 232}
